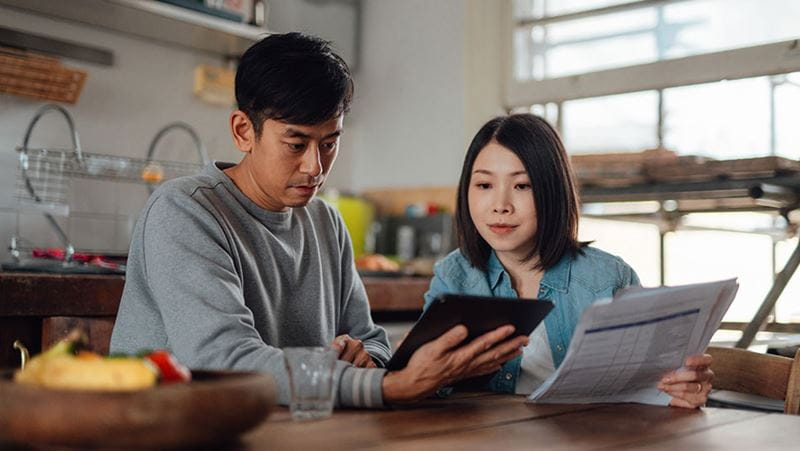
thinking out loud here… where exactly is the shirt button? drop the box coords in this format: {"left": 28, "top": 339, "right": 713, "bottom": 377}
{"left": 556, "top": 344, "right": 564, "bottom": 353}
{"left": 505, "top": 373, "right": 513, "bottom": 381}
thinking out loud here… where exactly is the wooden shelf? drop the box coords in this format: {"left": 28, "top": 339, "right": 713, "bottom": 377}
{"left": 0, "top": 0, "right": 268, "bottom": 57}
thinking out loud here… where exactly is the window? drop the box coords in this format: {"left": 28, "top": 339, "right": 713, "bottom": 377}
{"left": 509, "top": 0, "right": 800, "bottom": 328}
{"left": 561, "top": 91, "right": 658, "bottom": 153}
{"left": 662, "top": 77, "right": 771, "bottom": 159}
{"left": 514, "top": 0, "right": 800, "bottom": 81}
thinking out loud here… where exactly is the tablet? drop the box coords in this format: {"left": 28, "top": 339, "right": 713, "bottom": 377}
{"left": 386, "top": 294, "right": 554, "bottom": 371}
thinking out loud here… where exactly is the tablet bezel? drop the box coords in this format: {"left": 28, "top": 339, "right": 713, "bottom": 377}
{"left": 386, "top": 293, "right": 554, "bottom": 371}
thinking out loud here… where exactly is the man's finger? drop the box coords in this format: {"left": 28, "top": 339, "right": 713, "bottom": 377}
{"left": 481, "top": 348, "right": 523, "bottom": 372}
{"left": 470, "top": 363, "right": 503, "bottom": 377}
{"left": 469, "top": 336, "right": 528, "bottom": 368}
{"left": 426, "top": 325, "right": 469, "bottom": 355}
{"left": 459, "top": 325, "right": 516, "bottom": 359}
{"left": 331, "top": 335, "right": 348, "bottom": 356}
{"left": 341, "top": 339, "right": 364, "bottom": 362}
{"left": 354, "top": 352, "right": 372, "bottom": 368}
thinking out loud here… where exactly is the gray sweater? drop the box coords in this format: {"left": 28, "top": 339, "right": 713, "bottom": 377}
{"left": 110, "top": 162, "right": 390, "bottom": 408}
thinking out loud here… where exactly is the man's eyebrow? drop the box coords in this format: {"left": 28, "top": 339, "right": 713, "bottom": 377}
{"left": 284, "top": 128, "right": 310, "bottom": 138}
{"left": 283, "top": 128, "right": 343, "bottom": 139}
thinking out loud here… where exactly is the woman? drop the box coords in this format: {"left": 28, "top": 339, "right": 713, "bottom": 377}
{"left": 424, "top": 114, "right": 712, "bottom": 408}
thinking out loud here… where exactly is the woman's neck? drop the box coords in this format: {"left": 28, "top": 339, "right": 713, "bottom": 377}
{"left": 495, "top": 250, "right": 544, "bottom": 299}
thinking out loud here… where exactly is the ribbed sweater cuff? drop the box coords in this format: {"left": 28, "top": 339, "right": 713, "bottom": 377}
{"left": 337, "top": 367, "right": 387, "bottom": 408}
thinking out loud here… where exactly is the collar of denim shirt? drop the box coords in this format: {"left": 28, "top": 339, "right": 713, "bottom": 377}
{"left": 487, "top": 250, "right": 572, "bottom": 294}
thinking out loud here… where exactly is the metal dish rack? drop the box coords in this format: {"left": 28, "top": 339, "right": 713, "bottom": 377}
{"left": 11, "top": 103, "right": 209, "bottom": 264}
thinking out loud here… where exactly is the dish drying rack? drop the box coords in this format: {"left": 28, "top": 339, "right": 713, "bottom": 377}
{"left": 11, "top": 103, "right": 209, "bottom": 264}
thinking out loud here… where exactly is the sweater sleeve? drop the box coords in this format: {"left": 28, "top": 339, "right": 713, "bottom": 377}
{"left": 138, "top": 192, "right": 385, "bottom": 408}
{"left": 333, "top": 210, "right": 392, "bottom": 367}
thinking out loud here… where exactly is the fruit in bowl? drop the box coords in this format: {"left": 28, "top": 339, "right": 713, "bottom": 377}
{"left": 14, "top": 330, "right": 190, "bottom": 391}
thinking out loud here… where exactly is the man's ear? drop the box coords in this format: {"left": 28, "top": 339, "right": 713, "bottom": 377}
{"left": 230, "top": 110, "right": 256, "bottom": 153}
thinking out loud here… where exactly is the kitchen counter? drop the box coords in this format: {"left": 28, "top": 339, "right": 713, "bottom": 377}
{"left": 0, "top": 272, "right": 429, "bottom": 368}
{"left": 0, "top": 272, "right": 429, "bottom": 315}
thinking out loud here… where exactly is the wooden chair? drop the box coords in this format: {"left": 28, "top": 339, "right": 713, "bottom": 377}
{"left": 707, "top": 346, "right": 800, "bottom": 415}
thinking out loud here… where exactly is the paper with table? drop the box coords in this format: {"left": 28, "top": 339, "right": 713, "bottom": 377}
{"left": 527, "top": 278, "right": 739, "bottom": 405}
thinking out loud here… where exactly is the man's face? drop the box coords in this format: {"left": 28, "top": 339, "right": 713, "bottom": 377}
{"left": 247, "top": 116, "right": 343, "bottom": 211}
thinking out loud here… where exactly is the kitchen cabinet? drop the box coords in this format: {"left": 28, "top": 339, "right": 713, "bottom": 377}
{"left": 0, "top": 272, "right": 429, "bottom": 369}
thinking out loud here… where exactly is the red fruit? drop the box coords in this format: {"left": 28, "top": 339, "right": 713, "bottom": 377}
{"left": 145, "top": 350, "right": 191, "bottom": 383}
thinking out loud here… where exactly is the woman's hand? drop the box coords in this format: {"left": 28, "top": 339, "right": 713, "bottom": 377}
{"left": 658, "top": 354, "right": 714, "bottom": 409}
{"left": 331, "top": 334, "right": 377, "bottom": 368}
{"left": 382, "top": 324, "right": 529, "bottom": 403}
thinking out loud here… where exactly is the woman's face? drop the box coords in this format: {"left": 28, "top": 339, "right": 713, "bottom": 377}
{"left": 468, "top": 140, "right": 537, "bottom": 261}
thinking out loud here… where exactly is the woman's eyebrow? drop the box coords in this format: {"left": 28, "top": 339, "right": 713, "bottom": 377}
{"left": 473, "top": 169, "right": 528, "bottom": 176}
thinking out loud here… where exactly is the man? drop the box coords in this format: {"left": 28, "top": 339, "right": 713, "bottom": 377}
{"left": 110, "top": 33, "right": 527, "bottom": 407}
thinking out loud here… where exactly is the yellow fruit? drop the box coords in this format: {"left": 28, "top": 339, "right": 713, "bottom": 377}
{"left": 15, "top": 356, "right": 157, "bottom": 391}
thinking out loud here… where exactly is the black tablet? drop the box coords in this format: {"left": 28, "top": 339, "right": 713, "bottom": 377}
{"left": 386, "top": 294, "right": 554, "bottom": 371}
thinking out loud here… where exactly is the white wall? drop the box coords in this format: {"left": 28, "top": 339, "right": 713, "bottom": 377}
{"left": 330, "top": 0, "right": 468, "bottom": 191}
{"left": 328, "top": 0, "right": 508, "bottom": 192}
{"left": 0, "top": 1, "right": 510, "bottom": 261}
{"left": 0, "top": 6, "right": 238, "bottom": 261}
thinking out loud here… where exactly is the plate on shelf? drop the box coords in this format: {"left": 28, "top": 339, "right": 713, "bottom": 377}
{"left": 0, "top": 370, "right": 276, "bottom": 448}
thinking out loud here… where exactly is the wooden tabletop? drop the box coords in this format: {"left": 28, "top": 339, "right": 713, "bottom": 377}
{"left": 241, "top": 393, "right": 798, "bottom": 450}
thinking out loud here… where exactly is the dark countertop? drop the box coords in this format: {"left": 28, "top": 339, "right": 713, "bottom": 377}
{"left": 0, "top": 272, "right": 429, "bottom": 317}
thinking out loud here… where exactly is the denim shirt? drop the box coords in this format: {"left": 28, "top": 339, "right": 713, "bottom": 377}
{"left": 423, "top": 246, "right": 640, "bottom": 394}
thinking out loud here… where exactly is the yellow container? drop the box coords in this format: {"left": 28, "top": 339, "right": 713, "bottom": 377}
{"left": 320, "top": 193, "right": 374, "bottom": 258}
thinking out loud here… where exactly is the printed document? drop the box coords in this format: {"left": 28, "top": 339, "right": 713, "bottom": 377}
{"left": 528, "top": 278, "right": 738, "bottom": 405}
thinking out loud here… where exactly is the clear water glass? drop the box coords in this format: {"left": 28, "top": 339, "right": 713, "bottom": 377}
{"left": 283, "top": 347, "right": 337, "bottom": 421}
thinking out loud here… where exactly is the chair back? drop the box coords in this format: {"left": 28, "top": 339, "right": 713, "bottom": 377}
{"left": 707, "top": 346, "right": 800, "bottom": 414}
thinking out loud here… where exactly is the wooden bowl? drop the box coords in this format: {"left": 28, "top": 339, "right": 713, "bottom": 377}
{"left": 0, "top": 370, "right": 276, "bottom": 448}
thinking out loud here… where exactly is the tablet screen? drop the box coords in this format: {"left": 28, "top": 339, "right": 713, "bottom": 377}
{"left": 386, "top": 294, "right": 554, "bottom": 371}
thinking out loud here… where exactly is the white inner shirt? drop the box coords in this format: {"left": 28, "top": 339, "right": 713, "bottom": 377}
{"left": 514, "top": 322, "right": 556, "bottom": 395}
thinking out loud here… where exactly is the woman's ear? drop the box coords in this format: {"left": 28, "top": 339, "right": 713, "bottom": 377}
{"left": 230, "top": 110, "right": 255, "bottom": 153}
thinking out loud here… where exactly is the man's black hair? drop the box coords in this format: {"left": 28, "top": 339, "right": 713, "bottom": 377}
{"left": 235, "top": 32, "right": 353, "bottom": 136}
{"left": 456, "top": 114, "right": 586, "bottom": 272}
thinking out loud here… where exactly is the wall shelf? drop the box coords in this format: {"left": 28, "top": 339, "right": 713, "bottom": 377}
{"left": 0, "top": 0, "right": 269, "bottom": 58}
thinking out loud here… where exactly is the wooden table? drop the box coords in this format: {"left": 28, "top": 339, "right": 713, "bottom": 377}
{"left": 241, "top": 393, "right": 799, "bottom": 450}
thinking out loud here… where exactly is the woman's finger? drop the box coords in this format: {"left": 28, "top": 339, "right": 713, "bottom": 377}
{"left": 669, "top": 396, "right": 701, "bottom": 409}
{"left": 660, "top": 381, "right": 711, "bottom": 401}
{"left": 684, "top": 353, "right": 712, "bottom": 368}
{"left": 661, "top": 368, "right": 713, "bottom": 384}
{"left": 660, "top": 381, "right": 703, "bottom": 393}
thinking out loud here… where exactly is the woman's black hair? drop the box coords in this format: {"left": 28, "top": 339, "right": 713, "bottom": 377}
{"left": 235, "top": 32, "right": 353, "bottom": 136}
{"left": 456, "top": 114, "right": 585, "bottom": 272}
